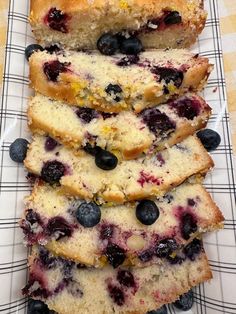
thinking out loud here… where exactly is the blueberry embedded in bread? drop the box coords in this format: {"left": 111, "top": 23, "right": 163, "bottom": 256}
{"left": 29, "top": 0, "right": 207, "bottom": 50}
{"left": 29, "top": 49, "right": 213, "bottom": 113}
{"left": 20, "top": 182, "right": 224, "bottom": 267}
{"left": 23, "top": 246, "right": 212, "bottom": 314}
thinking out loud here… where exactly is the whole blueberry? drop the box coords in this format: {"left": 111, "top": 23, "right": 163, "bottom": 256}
{"left": 95, "top": 149, "right": 118, "bottom": 171}
{"left": 181, "top": 213, "right": 197, "bottom": 240}
{"left": 147, "top": 305, "right": 168, "bottom": 314}
{"left": 197, "top": 129, "right": 221, "bottom": 152}
{"left": 75, "top": 202, "right": 101, "bottom": 228}
{"left": 155, "top": 238, "right": 178, "bottom": 258}
{"left": 173, "top": 290, "right": 194, "bottom": 311}
{"left": 120, "top": 37, "right": 143, "bottom": 55}
{"left": 164, "top": 11, "right": 182, "bottom": 25}
{"left": 41, "top": 160, "right": 65, "bottom": 184}
{"left": 9, "top": 138, "right": 29, "bottom": 163}
{"left": 136, "top": 200, "right": 160, "bottom": 225}
{"left": 25, "top": 44, "right": 44, "bottom": 61}
{"left": 105, "top": 243, "right": 126, "bottom": 268}
{"left": 105, "top": 84, "right": 123, "bottom": 102}
{"left": 28, "top": 299, "right": 50, "bottom": 314}
{"left": 97, "top": 33, "right": 119, "bottom": 55}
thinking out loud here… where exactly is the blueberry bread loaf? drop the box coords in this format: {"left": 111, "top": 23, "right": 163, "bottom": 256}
{"left": 21, "top": 181, "right": 224, "bottom": 267}
{"left": 24, "top": 135, "right": 214, "bottom": 203}
{"left": 28, "top": 94, "right": 211, "bottom": 160}
{"left": 29, "top": 49, "right": 212, "bottom": 113}
{"left": 29, "top": 0, "right": 206, "bottom": 51}
{"left": 23, "top": 245, "right": 212, "bottom": 314}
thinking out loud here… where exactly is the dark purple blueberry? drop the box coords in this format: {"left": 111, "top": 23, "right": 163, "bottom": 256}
{"left": 120, "top": 37, "right": 143, "bottom": 55}
{"left": 151, "top": 67, "right": 184, "bottom": 87}
{"left": 25, "top": 44, "right": 44, "bottom": 61}
{"left": 45, "top": 137, "right": 58, "bottom": 151}
{"left": 38, "top": 247, "right": 57, "bottom": 269}
{"left": 138, "top": 249, "right": 153, "bottom": 262}
{"left": 9, "top": 138, "right": 29, "bottom": 163}
{"left": 180, "top": 213, "right": 197, "bottom": 240}
{"left": 25, "top": 209, "right": 41, "bottom": 225}
{"left": 97, "top": 33, "right": 119, "bottom": 55}
{"left": 45, "top": 44, "right": 61, "bottom": 54}
{"left": 105, "top": 84, "right": 123, "bottom": 102}
{"left": 184, "top": 238, "right": 202, "bottom": 261}
{"left": 164, "top": 11, "right": 182, "bottom": 25}
{"left": 46, "top": 7, "right": 69, "bottom": 33}
{"left": 41, "top": 161, "right": 65, "bottom": 184}
{"left": 95, "top": 149, "right": 118, "bottom": 171}
{"left": 100, "top": 224, "right": 114, "bottom": 240}
{"left": 105, "top": 243, "right": 126, "bottom": 268}
{"left": 75, "top": 202, "right": 101, "bottom": 228}
{"left": 117, "top": 55, "right": 140, "bottom": 66}
{"left": 76, "top": 107, "right": 98, "bottom": 123}
{"left": 147, "top": 305, "right": 168, "bottom": 314}
{"left": 101, "top": 112, "right": 118, "bottom": 120}
{"left": 173, "top": 290, "right": 194, "bottom": 311}
{"left": 197, "top": 129, "right": 221, "bottom": 152}
{"left": 187, "top": 198, "right": 196, "bottom": 207}
{"left": 117, "top": 270, "right": 135, "bottom": 288}
{"left": 67, "top": 280, "right": 83, "bottom": 297}
{"left": 140, "top": 108, "right": 176, "bottom": 135}
{"left": 46, "top": 216, "right": 73, "bottom": 239}
{"left": 43, "top": 60, "right": 70, "bottom": 82}
{"left": 155, "top": 238, "right": 178, "bottom": 258}
{"left": 28, "top": 299, "right": 50, "bottom": 314}
{"left": 108, "top": 284, "right": 125, "bottom": 306}
{"left": 136, "top": 200, "right": 160, "bottom": 225}
{"left": 170, "top": 98, "right": 200, "bottom": 120}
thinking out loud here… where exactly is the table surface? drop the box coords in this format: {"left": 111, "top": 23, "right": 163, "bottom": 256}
{"left": 0, "top": 0, "right": 235, "bottom": 155}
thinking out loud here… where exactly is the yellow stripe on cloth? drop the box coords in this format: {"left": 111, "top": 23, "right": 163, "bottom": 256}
{"left": 0, "top": 0, "right": 8, "bottom": 91}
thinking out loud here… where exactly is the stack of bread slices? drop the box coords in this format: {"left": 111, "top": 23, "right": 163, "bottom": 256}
{"left": 21, "top": 1, "right": 224, "bottom": 313}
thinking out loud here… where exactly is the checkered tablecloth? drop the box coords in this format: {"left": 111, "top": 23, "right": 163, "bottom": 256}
{"left": 0, "top": 1, "right": 235, "bottom": 314}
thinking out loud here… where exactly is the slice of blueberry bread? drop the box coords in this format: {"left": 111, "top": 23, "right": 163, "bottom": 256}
{"left": 28, "top": 93, "right": 212, "bottom": 160}
{"left": 23, "top": 245, "right": 212, "bottom": 314}
{"left": 29, "top": 0, "right": 206, "bottom": 50}
{"left": 20, "top": 181, "right": 224, "bottom": 267}
{"left": 29, "top": 49, "right": 212, "bottom": 113}
{"left": 24, "top": 135, "right": 214, "bottom": 203}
